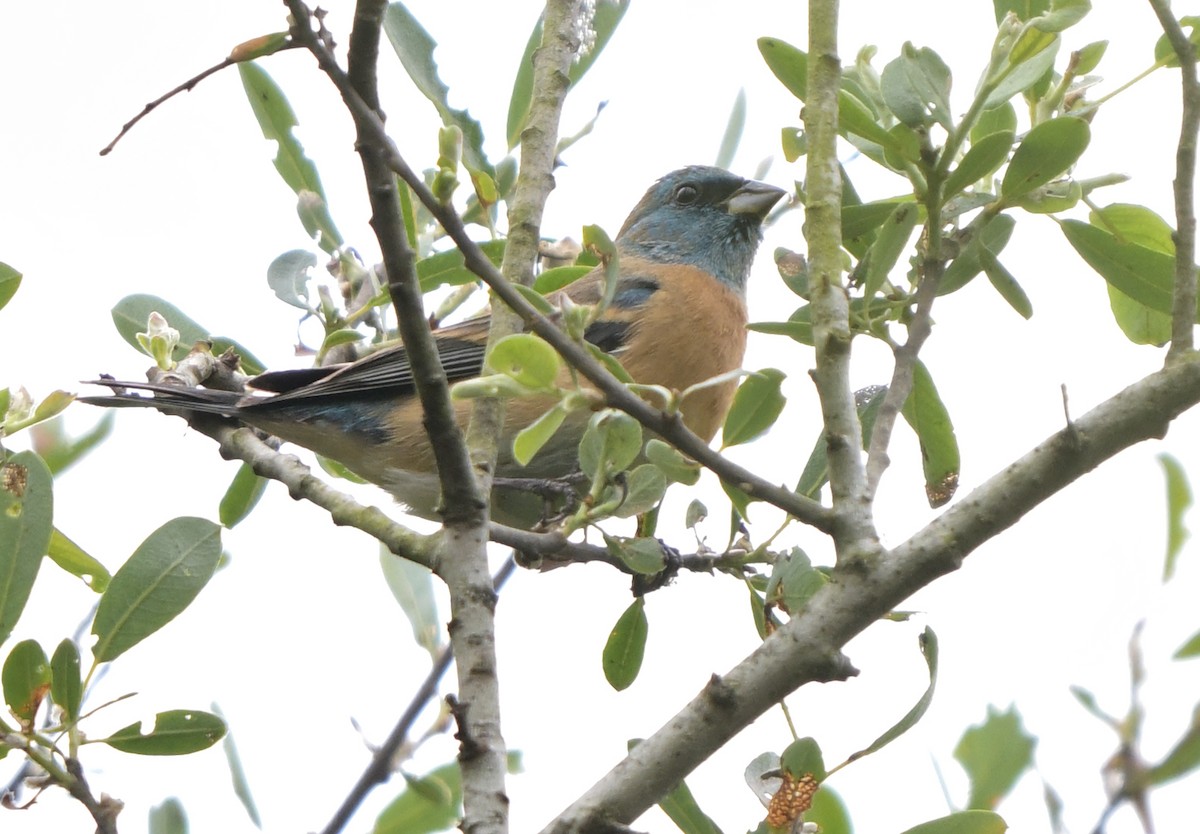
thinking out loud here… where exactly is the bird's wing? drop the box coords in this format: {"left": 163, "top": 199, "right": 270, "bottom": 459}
{"left": 576, "top": 258, "right": 662, "bottom": 356}
{"left": 256, "top": 324, "right": 491, "bottom": 405}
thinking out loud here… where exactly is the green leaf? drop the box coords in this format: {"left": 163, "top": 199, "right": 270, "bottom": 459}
{"left": 319, "top": 331, "right": 368, "bottom": 357}
{"left": 764, "top": 548, "right": 826, "bottom": 615}
{"left": 238, "top": 63, "right": 342, "bottom": 248}
{"left": 512, "top": 402, "right": 570, "bottom": 466}
{"left": 266, "top": 249, "right": 317, "bottom": 310}
{"left": 47, "top": 528, "right": 110, "bottom": 592}
{"left": 148, "top": 798, "right": 188, "bottom": 834}
{"left": 993, "top": 0, "right": 1050, "bottom": 24}
{"left": 1154, "top": 16, "right": 1200, "bottom": 67}
{"left": 375, "top": 762, "right": 463, "bottom": 834}
{"left": 748, "top": 585, "right": 769, "bottom": 640}
{"left": 604, "top": 534, "right": 666, "bottom": 575}
{"left": 92, "top": 517, "right": 222, "bottom": 662}
{"left": 1028, "top": 0, "right": 1091, "bottom": 33}
{"left": 579, "top": 410, "right": 642, "bottom": 477}
{"left": 3, "top": 639, "right": 50, "bottom": 723}
{"left": 506, "top": 22, "right": 541, "bottom": 151}
{"left": 380, "top": 547, "right": 442, "bottom": 658}
{"left": 1001, "top": 117, "right": 1090, "bottom": 201}
{"left": 1176, "top": 629, "right": 1200, "bottom": 659}
{"left": 615, "top": 465, "right": 668, "bottom": 518}
{"left": 722, "top": 480, "right": 754, "bottom": 525}
{"left": 1090, "top": 203, "right": 1176, "bottom": 252}
{"left": 880, "top": 43, "right": 954, "bottom": 130}
{"left": 384, "top": 3, "right": 494, "bottom": 178}
{"left": 945, "top": 131, "right": 1014, "bottom": 199}
{"left": 229, "top": 31, "right": 291, "bottom": 63}
{"left": 29, "top": 412, "right": 114, "bottom": 475}
{"left": 863, "top": 202, "right": 918, "bottom": 299}
{"left": 50, "top": 639, "right": 82, "bottom": 722}
{"left": 3, "top": 390, "right": 75, "bottom": 436}
{"left": 1159, "top": 453, "right": 1192, "bottom": 582}
{"left": 0, "top": 262, "right": 22, "bottom": 312}
{"left": 102, "top": 709, "right": 226, "bottom": 755}
{"left": 1090, "top": 204, "right": 1178, "bottom": 344}
{"left": 644, "top": 439, "right": 701, "bottom": 486}
{"left": 796, "top": 385, "right": 887, "bottom": 499}
{"left": 1108, "top": 284, "right": 1166, "bottom": 345}
{"left": 715, "top": 89, "right": 747, "bottom": 170}
{"left": 417, "top": 240, "right": 506, "bottom": 293}
{"left": 954, "top": 706, "right": 1036, "bottom": 809}
{"left": 806, "top": 787, "right": 852, "bottom": 834}
{"left": 213, "top": 703, "right": 261, "bottom": 828}
{"left": 533, "top": 265, "right": 592, "bottom": 295}
{"left": 1074, "top": 39, "right": 1108, "bottom": 74}
{"left": 781, "top": 737, "right": 826, "bottom": 780}
{"left": 1147, "top": 704, "right": 1200, "bottom": 787}
{"left": 1069, "top": 684, "right": 1119, "bottom": 726}
{"left": 659, "top": 776, "right": 724, "bottom": 834}
{"left": 749, "top": 306, "right": 813, "bottom": 345}
{"left": 971, "top": 102, "right": 1018, "bottom": 144}
{"left": 901, "top": 360, "right": 960, "bottom": 508}
{"left": 758, "top": 38, "right": 902, "bottom": 153}
{"left": 775, "top": 247, "right": 810, "bottom": 297}
{"left": 844, "top": 627, "right": 938, "bottom": 764}
{"left": 110, "top": 294, "right": 266, "bottom": 375}
{"left": 219, "top": 463, "right": 268, "bottom": 529}
{"left": 843, "top": 199, "right": 908, "bottom": 258}
{"left": 1059, "top": 220, "right": 1182, "bottom": 318}
{"left": 941, "top": 214, "right": 1016, "bottom": 295}
{"left": 505, "top": 0, "right": 629, "bottom": 149}
{"left": 722, "top": 369, "right": 786, "bottom": 448}
{"left": 0, "top": 451, "right": 53, "bottom": 645}
{"left": 899, "top": 810, "right": 1008, "bottom": 834}
{"left": 685, "top": 499, "right": 707, "bottom": 529}
{"left": 981, "top": 249, "right": 1033, "bottom": 319}
{"left": 984, "top": 37, "right": 1059, "bottom": 109}
{"left": 1010, "top": 25, "right": 1058, "bottom": 66}
{"left": 602, "top": 597, "right": 647, "bottom": 691}
{"left": 487, "top": 333, "right": 562, "bottom": 390}
{"left": 296, "top": 190, "right": 342, "bottom": 255}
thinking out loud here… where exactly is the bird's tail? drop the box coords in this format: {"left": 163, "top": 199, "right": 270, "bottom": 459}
{"left": 79, "top": 379, "right": 244, "bottom": 418}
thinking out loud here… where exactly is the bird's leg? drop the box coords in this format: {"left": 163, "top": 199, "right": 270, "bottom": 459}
{"left": 492, "top": 471, "right": 588, "bottom": 529}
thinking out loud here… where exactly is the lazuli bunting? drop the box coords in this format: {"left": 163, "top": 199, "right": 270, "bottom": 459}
{"left": 86, "top": 166, "right": 785, "bottom": 524}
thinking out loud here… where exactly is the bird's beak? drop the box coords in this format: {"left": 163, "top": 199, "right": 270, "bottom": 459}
{"left": 725, "top": 180, "right": 787, "bottom": 219}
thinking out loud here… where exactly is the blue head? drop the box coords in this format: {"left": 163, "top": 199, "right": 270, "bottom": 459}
{"left": 615, "top": 166, "right": 785, "bottom": 294}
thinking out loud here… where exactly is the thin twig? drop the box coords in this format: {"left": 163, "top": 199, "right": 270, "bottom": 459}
{"left": 864, "top": 254, "right": 942, "bottom": 496}
{"left": 100, "top": 42, "right": 301, "bottom": 156}
{"left": 319, "top": 557, "right": 517, "bottom": 834}
{"left": 1148, "top": 0, "right": 1200, "bottom": 362}
{"left": 289, "top": 0, "right": 485, "bottom": 529}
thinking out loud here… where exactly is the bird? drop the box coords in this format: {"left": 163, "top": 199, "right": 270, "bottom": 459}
{"left": 85, "top": 166, "right": 786, "bottom": 525}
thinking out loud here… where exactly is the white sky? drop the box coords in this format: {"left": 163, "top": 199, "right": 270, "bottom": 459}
{"left": 3, "top": 2, "right": 1200, "bottom": 833}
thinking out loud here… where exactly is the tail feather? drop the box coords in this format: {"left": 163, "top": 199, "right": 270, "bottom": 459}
{"left": 79, "top": 380, "right": 245, "bottom": 418}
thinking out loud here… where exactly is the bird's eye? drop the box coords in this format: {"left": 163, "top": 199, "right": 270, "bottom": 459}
{"left": 674, "top": 184, "right": 699, "bottom": 205}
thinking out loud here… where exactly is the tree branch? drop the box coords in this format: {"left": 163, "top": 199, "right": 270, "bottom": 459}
{"left": 192, "top": 417, "right": 440, "bottom": 566}
{"left": 540, "top": 352, "right": 1200, "bottom": 834}
{"left": 1148, "top": 0, "right": 1200, "bottom": 362}
{"left": 804, "top": 0, "right": 877, "bottom": 556}
{"left": 285, "top": 3, "right": 515, "bottom": 831}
